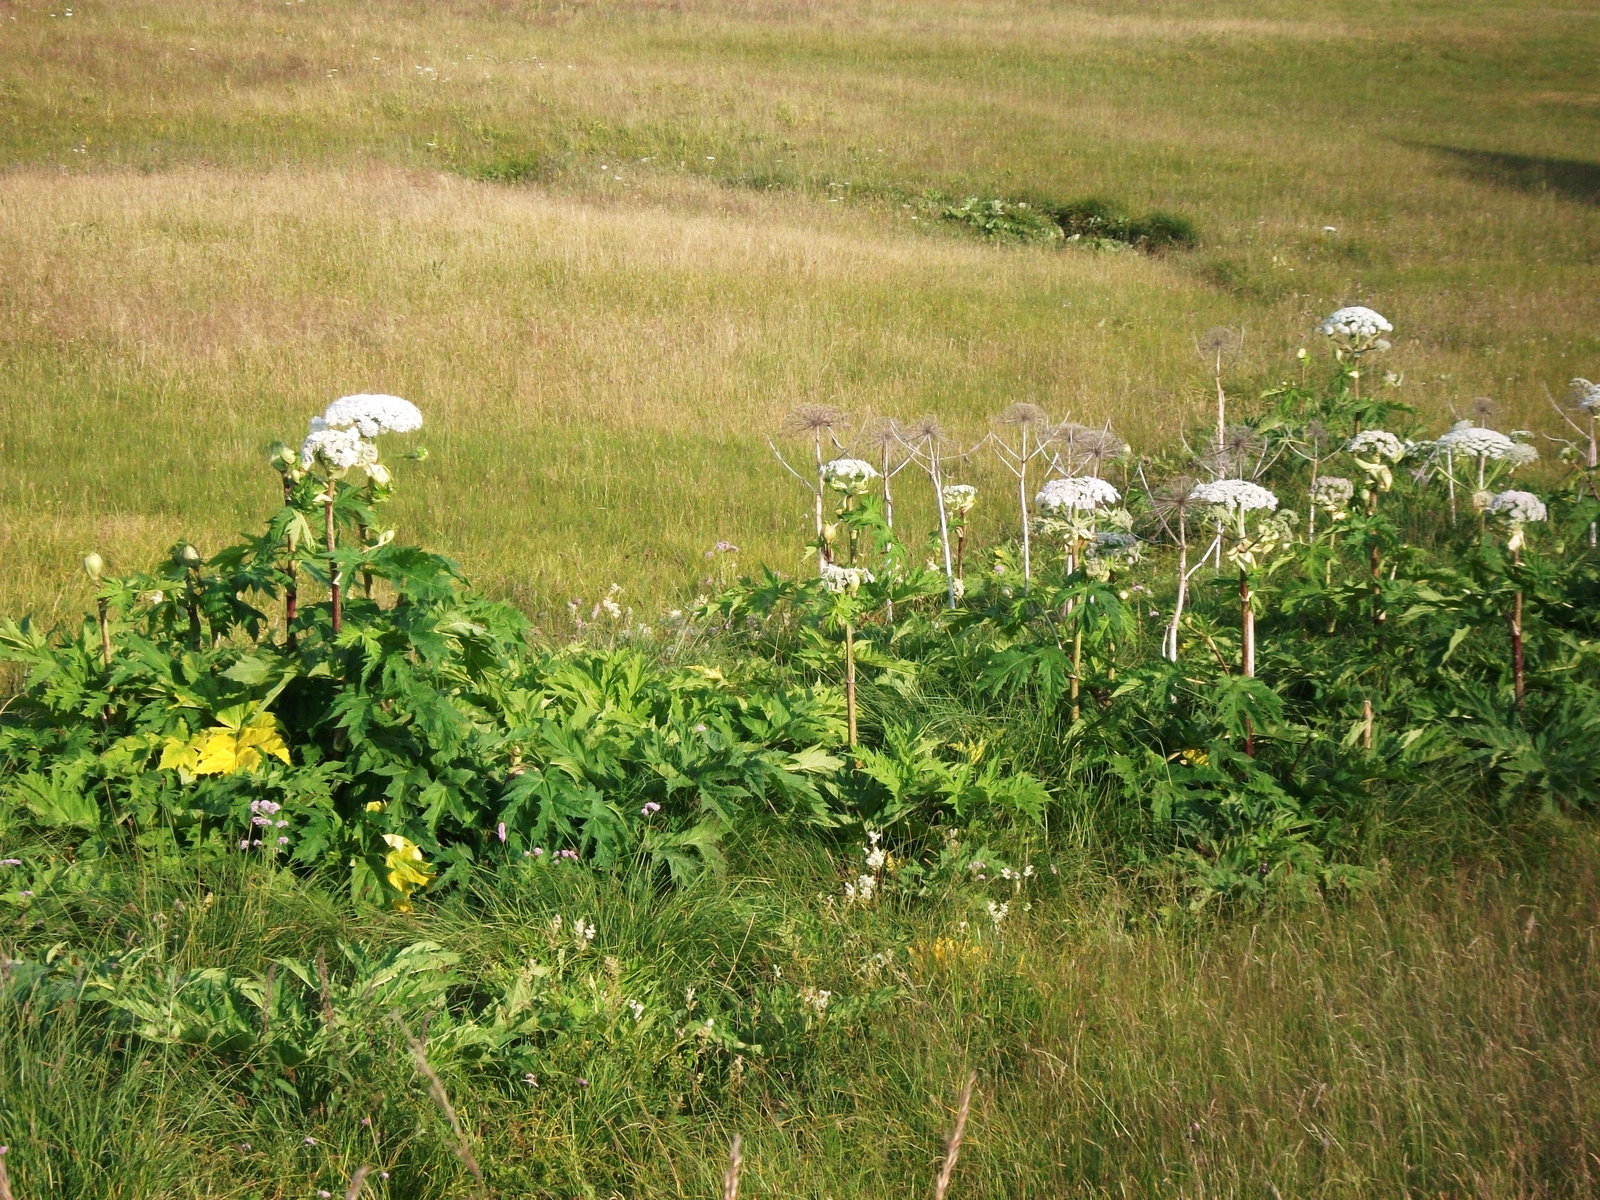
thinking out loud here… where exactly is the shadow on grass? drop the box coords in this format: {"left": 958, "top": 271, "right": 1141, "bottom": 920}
{"left": 1421, "top": 144, "right": 1600, "bottom": 206}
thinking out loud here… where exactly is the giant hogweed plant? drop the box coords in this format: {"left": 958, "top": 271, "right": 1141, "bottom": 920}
{"left": 0, "top": 396, "right": 854, "bottom": 913}
{"left": 7, "top": 308, "right": 1600, "bottom": 917}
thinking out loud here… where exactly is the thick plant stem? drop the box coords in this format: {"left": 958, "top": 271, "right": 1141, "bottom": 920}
{"left": 1588, "top": 415, "right": 1597, "bottom": 548}
{"left": 1510, "top": 589, "right": 1525, "bottom": 713}
{"left": 326, "top": 493, "right": 341, "bottom": 635}
{"left": 1240, "top": 568, "right": 1255, "bottom": 678}
{"left": 1167, "top": 513, "right": 1188, "bottom": 662}
{"left": 932, "top": 454, "right": 956, "bottom": 609}
{"left": 285, "top": 565, "right": 298, "bottom": 651}
{"left": 185, "top": 572, "right": 203, "bottom": 650}
{"left": 280, "top": 473, "right": 298, "bottom": 650}
{"left": 96, "top": 597, "right": 111, "bottom": 668}
{"left": 1362, "top": 698, "right": 1374, "bottom": 750}
{"left": 1214, "top": 353, "right": 1227, "bottom": 449}
{"left": 845, "top": 621, "right": 858, "bottom": 748}
{"left": 814, "top": 430, "right": 827, "bottom": 572}
{"left": 1019, "top": 426, "right": 1032, "bottom": 589}
{"left": 956, "top": 528, "right": 965, "bottom": 582}
{"left": 1070, "top": 626, "right": 1082, "bottom": 723}
{"left": 1369, "top": 539, "right": 1385, "bottom": 627}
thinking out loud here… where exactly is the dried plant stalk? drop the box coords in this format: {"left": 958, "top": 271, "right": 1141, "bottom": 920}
{"left": 933, "top": 1072, "right": 976, "bottom": 1200}
{"left": 391, "top": 1011, "right": 486, "bottom": 1198}
{"left": 722, "top": 1133, "right": 743, "bottom": 1200}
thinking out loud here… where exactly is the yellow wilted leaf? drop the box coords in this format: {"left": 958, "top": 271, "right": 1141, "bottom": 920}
{"left": 159, "top": 735, "right": 200, "bottom": 774}
{"left": 169, "top": 711, "right": 292, "bottom": 776}
{"left": 382, "top": 833, "right": 435, "bottom": 910}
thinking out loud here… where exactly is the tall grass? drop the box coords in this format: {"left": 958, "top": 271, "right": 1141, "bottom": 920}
{"left": 3, "top": 825, "right": 1597, "bottom": 1197}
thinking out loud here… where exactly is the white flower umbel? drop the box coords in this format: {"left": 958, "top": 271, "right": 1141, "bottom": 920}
{"left": 1435, "top": 421, "right": 1515, "bottom": 460}
{"left": 1346, "top": 430, "right": 1406, "bottom": 462}
{"left": 1347, "top": 429, "right": 1406, "bottom": 500}
{"left": 1036, "top": 476, "right": 1121, "bottom": 513}
{"left": 941, "top": 483, "right": 977, "bottom": 516}
{"left": 1319, "top": 306, "right": 1393, "bottom": 348}
{"left": 1311, "top": 476, "right": 1354, "bottom": 511}
{"left": 1572, "top": 378, "right": 1600, "bottom": 413}
{"left": 1187, "top": 478, "right": 1279, "bottom": 512}
{"left": 822, "top": 457, "right": 879, "bottom": 495}
{"left": 300, "top": 425, "right": 376, "bottom": 474}
{"left": 1487, "top": 490, "right": 1547, "bottom": 526}
{"left": 1487, "top": 490, "right": 1547, "bottom": 708}
{"left": 1189, "top": 479, "right": 1281, "bottom": 683}
{"left": 321, "top": 393, "right": 423, "bottom": 437}
{"left": 820, "top": 563, "right": 874, "bottom": 594}
{"left": 1505, "top": 441, "right": 1539, "bottom": 468}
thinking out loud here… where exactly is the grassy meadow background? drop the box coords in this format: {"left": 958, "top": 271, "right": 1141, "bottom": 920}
{"left": 5, "top": 3, "right": 1600, "bottom": 1198}
{"left": 3, "top": 0, "right": 1598, "bottom": 620}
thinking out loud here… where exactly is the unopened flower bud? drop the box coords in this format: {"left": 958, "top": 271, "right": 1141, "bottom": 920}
{"left": 821, "top": 523, "right": 839, "bottom": 543}
{"left": 267, "top": 442, "right": 296, "bottom": 471}
{"left": 82, "top": 552, "right": 104, "bottom": 580}
{"left": 179, "top": 544, "right": 202, "bottom": 567}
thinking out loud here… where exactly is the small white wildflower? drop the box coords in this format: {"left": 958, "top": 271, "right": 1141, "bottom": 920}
{"left": 1346, "top": 430, "right": 1406, "bottom": 462}
{"left": 1187, "top": 479, "right": 1279, "bottom": 512}
{"left": 627, "top": 999, "right": 645, "bottom": 1021}
{"left": 573, "top": 917, "right": 596, "bottom": 946}
{"left": 1310, "top": 476, "right": 1354, "bottom": 510}
{"left": 1036, "top": 476, "right": 1121, "bottom": 513}
{"left": 822, "top": 457, "right": 879, "bottom": 494}
{"left": 865, "top": 847, "right": 886, "bottom": 871}
{"left": 800, "top": 986, "right": 831, "bottom": 1014}
{"left": 987, "top": 900, "right": 1009, "bottom": 927}
{"left": 320, "top": 394, "right": 423, "bottom": 437}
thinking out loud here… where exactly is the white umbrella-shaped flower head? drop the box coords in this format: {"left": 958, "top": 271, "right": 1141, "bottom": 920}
{"left": 1346, "top": 430, "right": 1406, "bottom": 462}
{"left": 1319, "top": 306, "right": 1393, "bottom": 350}
{"left": 1311, "top": 475, "right": 1354, "bottom": 513}
{"left": 1569, "top": 378, "right": 1600, "bottom": 413}
{"left": 1486, "top": 490, "right": 1547, "bottom": 525}
{"left": 321, "top": 394, "right": 423, "bottom": 437}
{"left": 822, "top": 457, "right": 879, "bottom": 496}
{"left": 1487, "top": 489, "right": 1547, "bottom": 553}
{"left": 820, "top": 563, "right": 874, "bottom": 594}
{"left": 1435, "top": 421, "right": 1515, "bottom": 460}
{"left": 1036, "top": 476, "right": 1121, "bottom": 514}
{"left": 301, "top": 424, "right": 377, "bottom": 476}
{"left": 942, "top": 483, "right": 978, "bottom": 517}
{"left": 1505, "top": 440, "right": 1539, "bottom": 469}
{"left": 1187, "top": 478, "right": 1279, "bottom": 513}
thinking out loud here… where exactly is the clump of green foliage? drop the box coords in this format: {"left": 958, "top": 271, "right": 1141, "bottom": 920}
{"left": 942, "top": 194, "right": 1199, "bottom": 250}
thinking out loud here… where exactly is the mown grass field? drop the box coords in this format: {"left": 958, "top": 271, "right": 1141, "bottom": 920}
{"left": 4, "top": 3, "right": 1600, "bottom": 1199}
